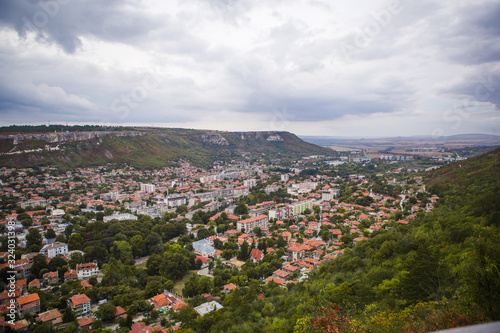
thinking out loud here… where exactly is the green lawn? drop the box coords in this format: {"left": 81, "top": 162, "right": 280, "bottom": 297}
{"left": 173, "top": 270, "right": 198, "bottom": 295}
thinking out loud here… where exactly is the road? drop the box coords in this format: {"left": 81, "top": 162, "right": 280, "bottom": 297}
{"left": 197, "top": 267, "right": 213, "bottom": 277}
{"left": 135, "top": 256, "right": 150, "bottom": 266}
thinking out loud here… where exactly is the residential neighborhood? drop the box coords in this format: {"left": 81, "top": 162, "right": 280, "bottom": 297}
{"left": 0, "top": 155, "right": 439, "bottom": 331}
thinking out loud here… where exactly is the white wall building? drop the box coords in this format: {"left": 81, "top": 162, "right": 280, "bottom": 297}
{"left": 40, "top": 242, "right": 68, "bottom": 258}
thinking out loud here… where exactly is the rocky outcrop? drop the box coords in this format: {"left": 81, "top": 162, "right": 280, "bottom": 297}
{"left": 4, "top": 131, "right": 144, "bottom": 144}
{"left": 266, "top": 134, "right": 283, "bottom": 142}
{"left": 236, "top": 131, "right": 284, "bottom": 142}
{"left": 200, "top": 134, "right": 229, "bottom": 145}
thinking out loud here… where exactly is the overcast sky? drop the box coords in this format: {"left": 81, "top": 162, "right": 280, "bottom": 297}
{"left": 0, "top": 0, "right": 499, "bottom": 137}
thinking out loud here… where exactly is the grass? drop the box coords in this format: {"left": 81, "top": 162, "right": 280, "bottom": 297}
{"left": 173, "top": 270, "right": 198, "bottom": 295}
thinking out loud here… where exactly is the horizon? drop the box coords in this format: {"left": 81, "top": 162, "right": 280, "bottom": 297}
{"left": 0, "top": 1, "right": 499, "bottom": 137}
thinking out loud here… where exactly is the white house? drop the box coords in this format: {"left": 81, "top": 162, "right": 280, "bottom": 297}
{"left": 76, "top": 262, "right": 100, "bottom": 279}
{"left": 40, "top": 242, "right": 68, "bottom": 259}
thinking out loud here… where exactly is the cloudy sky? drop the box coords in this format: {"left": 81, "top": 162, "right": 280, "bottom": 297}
{"left": 0, "top": 0, "right": 499, "bottom": 137}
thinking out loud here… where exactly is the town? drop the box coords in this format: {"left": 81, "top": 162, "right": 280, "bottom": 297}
{"left": 0, "top": 155, "right": 440, "bottom": 332}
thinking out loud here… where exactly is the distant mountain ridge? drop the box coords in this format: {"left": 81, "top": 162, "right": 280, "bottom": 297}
{"left": 300, "top": 133, "right": 500, "bottom": 146}
{"left": 0, "top": 127, "right": 334, "bottom": 169}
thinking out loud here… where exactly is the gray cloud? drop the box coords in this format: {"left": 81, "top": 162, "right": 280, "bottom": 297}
{"left": 0, "top": 0, "right": 498, "bottom": 136}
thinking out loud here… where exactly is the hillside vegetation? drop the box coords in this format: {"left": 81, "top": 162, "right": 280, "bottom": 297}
{"left": 174, "top": 149, "right": 500, "bottom": 332}
{"left": 0, "top": 127, "right": 334, "bottom": 169}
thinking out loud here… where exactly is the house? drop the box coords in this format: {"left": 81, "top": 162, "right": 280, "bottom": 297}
{"left": 28, "top": 279, "right": 41, "bottom": 289}
{"left": 171, "top": 301, "right": 188, "bottom": 312}
{"left": 42, "top": 271, "right": 58, "bottom": 285}
{"left": 192, "top": 239, "right": 215, "bottom": 257}
{"left": 36, "top": 308, "right": 63, "bottom": 326}
{"left": 67, "top": 294, "right": 91, "bottom": 318}
{"left": 115, "top": 306, "right": 127, "bottom": 319}
{"left": 76, "top": 262, "right": 100, "bottom": 279}
{"left": 249, "top": 249, "right": 264, "bottom": 262}
{"left": 40, "top": 242, "right": 68, "bottom": 258}
{"left": 227, "top": 259, "right": 245, "bottom": 269}
{"left": 78, "top": 316, "right": 94, "bottom": 330}
{"left": 287, "top": 243, "right": 311, "bottom": 261}
{"left": 223, "top": 283, "right": 237, "bottom": 294}
{"left": 194, "top": 301, "right": 223, "bottom": 316}
{"left": 131, "top": 321, "right": 154, "bottom": 333}
{"left": 64, "top": 270, "right": 78, "bottom": 282}
{"left": 16, "top": 293, "right": 40, "bottom": 317}
{"left": 151, "top": 294, "right": 171, "bottom": 309}
{"left": 195, "top": 256, "right": 212, "bottom": 268}
{"left": 273, "top": 269, "right": 290, "bottom": 279}
{"left": 10, "top": 319, "right": 29, "bottom": 331}
{"left": 80, "top": 280, "right": 93, "bottom": 289}
{"left": 236, "top": 215, "right": 269, "bottom": 232}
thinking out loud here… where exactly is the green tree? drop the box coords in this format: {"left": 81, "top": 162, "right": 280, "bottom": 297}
{"left": 68, "top": 252, "right": 84, "bottom": 269}
{"left": 237, "top": 241, "right": 250, "bottom": 261}
{"left": 31, "top": 254, "right": 49, "bottom": 278}
{"left": 48, "top": 256, "right": 67, "bottom": 272}
{"left": 97, "top": 302, "right": 117, "bottom": 323}
{"left": 234, "top": 202, "right": 249, "bottom": 216}
{"left": 44, "top": 229, "right": 56, "bottom": 239}
{"left": 26, "top": 228, "right": 43, "bottom": 250}
{"left": 67, "top": 233, "right": 84, "bottom": 250}
{"left": 457, "top": 230, "right": 500, "bottom": 320}
{"left": 160, "top": 246, "right": 191, "bottom": 281}
{"left": 62, "top": 308, "right": 76, "bottom": 323}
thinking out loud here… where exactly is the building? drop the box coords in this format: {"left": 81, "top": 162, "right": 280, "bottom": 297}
{"left": 165, "top": 195, "right": 187, "bottom": 207}
{"left": 236, "top": 215, "right": 269, "bottom": 232}
{"left": 20, "top": 197, "right": 47, "bottom": 209}
{"left": 76, "top": 262, "right": 100, "bottom": 279}
{"left": 42, "top": 271, "right": 58, "bottom": 285}
{"left": 250, "top": 248, "right": 264, "bottom": 262}
{"left": 192, "top": 239, "right": 216, "bottom": 257}
{"left": 40, "top": 242, "right": 68, "bottom": 258}
{"left": 290, "top": 200, "right": 314, "bottom": 216}
{"left": 140, "top": 183, "right": 156, "bottom": 193}
{"left": 16, "top": 293, "right": 41, "bottom": 317}
{"left": 322, "top": 188, "right": 340, "bottom": 202}
{"left": 36, "top": 309, "right": 63, "bottom": 326}
{"left": 67, "top": 294, "right": 91, "bottom": 318}
{"left": 194, "top": 301, "right": 223, "bottom": 316}
{"left": 268, "top": 206, "right": 293, "bottom": 220}
{"left": 103, "top": 213, "right": 138, "bottom": 222}
{"left": 243, "top": 179, "right": 257, "bottom": 189}
{"left": 287, "top": 182, "right": 318, "bottom": 195}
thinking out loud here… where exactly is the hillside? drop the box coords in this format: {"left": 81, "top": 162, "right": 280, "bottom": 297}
{"left": 0, "top": 127, "right": 334, "bottom": 168}
{"left": 179, "top": 148, "right": 499, "bottom": 332}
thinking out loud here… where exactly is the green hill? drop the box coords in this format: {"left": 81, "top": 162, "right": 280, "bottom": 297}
{"left": 0, "top": 127, "right": 334, "bottom": 169}
{"left": 181, "top": 149, "right": 499, "bottom": 332}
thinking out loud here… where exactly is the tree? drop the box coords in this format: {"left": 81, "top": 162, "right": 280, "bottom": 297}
{"left": 31, "top": 254, "right": 49, "bottom": 278}
{"left": 62, "top": 308, "right": 76, "bottom": 323}
{"left": 130, "top": 234, "right": 145, "bottom": 258}
{"left": 237, "top": 241, "right": 250, "bottom": 261}
{"left": 112, "top": 240, "right": 133, "bottom": 262}
{"left": 146, "top": 253, "right": 162, "bottom": 276}
{"left": 68, "top": 252, "right": 84, "bottom": 269}
{"left": 234, "top": 203, "right": 249, "bottom": 216}
{"left": 97, "top": 302, "right": 117, "bottom": 323}
{"left": 458, "top": 230, "right": 500, "bottom": 320}
{"left": 45, "top": 229, "right": 56, "bottom": 239}
{"left": 160, "top": 247, "right": 191, "bottom": 281}
{"left": 26, "top": 228, "right": 43, "bottom": 250}
{"left": 67, "top": 233, "right": 84, "bottom": 250}
{"left": 48, "top": 256, "right": 67, "bottom": 272}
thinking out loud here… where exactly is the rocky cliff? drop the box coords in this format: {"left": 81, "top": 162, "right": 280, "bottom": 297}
{"left": 3, "top": 131, "right": 144, "bottom": 144}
